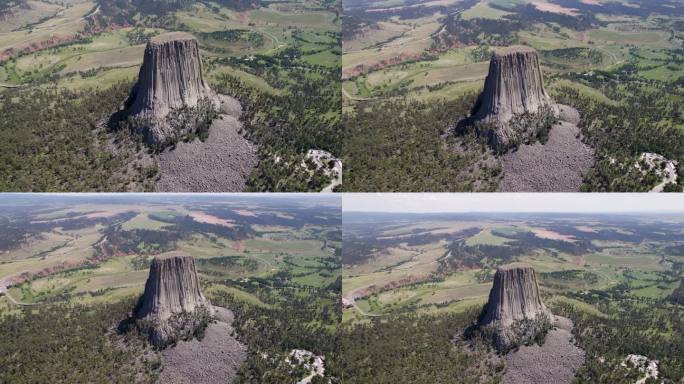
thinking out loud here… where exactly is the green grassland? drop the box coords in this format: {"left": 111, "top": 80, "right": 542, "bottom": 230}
{"left": 120, "top": 213, "right": 171, "bottom": 231}
{"left": 462, "top": 1, "right": 514, "bottom": 20}
{"left": 0, "top": 0, "right": 95, "bottom": 53}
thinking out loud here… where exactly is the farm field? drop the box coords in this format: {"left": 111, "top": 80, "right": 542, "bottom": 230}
{"left": 343, "top": 0, "right": 683, "bottom": 103}
{"left": 0, "top": 1, "right": 339, "bottom": 90}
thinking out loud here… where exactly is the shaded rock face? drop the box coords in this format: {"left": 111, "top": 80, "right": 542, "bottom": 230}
{"left": 135, "top": 252, "right": 212, "bottom": 347}
{"left": 470, "top": 46, "right": 557, "bottom": 149}
{"left": 479, "top": 263, "right": 552, "bottom": 351}
{"left": 126, "top": 32, "right": 216, "bottom": 144}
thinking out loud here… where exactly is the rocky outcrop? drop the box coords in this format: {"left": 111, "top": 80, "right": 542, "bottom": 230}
{"left": 125, "top": 32, "right": 217, "bottom": 145}
{"left": 468, "top": 46, "right": 558, "bottom": 149}
{"left": 134, "top": 252, "right": 213, "bottom": 347}
{"left": 479, "top": 263, "right": 552, "bottom": 351}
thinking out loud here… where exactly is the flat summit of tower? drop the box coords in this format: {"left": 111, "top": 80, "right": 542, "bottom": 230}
{"left": 149, "top": 31, "right": 196, "bottom": 45}
{"left": 492, "top": 45, "right": 537, "bottom": 56}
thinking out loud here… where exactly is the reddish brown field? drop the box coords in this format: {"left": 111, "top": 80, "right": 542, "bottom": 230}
{"left": 189, "top": 212, "right": 236, "bottom": 228}
{"left": 233, "top": 209, "right": 257, "bottom": 217}
{"left": 531, "top": 1, "right": 579, "bottom": 16}
{"left": 531, "top": 228, "right": 576, "bottom": 242}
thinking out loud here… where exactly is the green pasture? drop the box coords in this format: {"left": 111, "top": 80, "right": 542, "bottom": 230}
{"left": 462, "top": 1, "right": 514, "bottom": 20}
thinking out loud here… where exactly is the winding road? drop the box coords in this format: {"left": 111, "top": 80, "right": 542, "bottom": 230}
{"left": 0, "top": 279, "right": 39, "bottom": 306}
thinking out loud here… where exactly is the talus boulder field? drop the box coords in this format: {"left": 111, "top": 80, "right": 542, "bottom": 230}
{"left": 479, "top": 263, "right": 552, "bottom": 351}
{"left": 125, "top": 32, "right": 217, "bottom": 144}
{"left": 134, "top": 252, "right": 213, "bottom": 347}
{"left": 468, "top": 46, "right": 558, "bottom": 149}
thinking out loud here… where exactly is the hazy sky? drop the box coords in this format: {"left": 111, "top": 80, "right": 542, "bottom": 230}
{"left": 0, "top": 193, "right": 340, "bottom": 206}
{"left": 343, "top": 193, "right": 684, "bottom": 213}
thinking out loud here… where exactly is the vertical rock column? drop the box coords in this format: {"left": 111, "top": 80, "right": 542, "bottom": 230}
{"left": 134, "top": 252, "right": 213, "bottom": 346}
{"left": 126, "top": 32, "right": 216, "bottom": 144}
{"left": 478, "top": 263, "right": 552, "bottom": 350}
{"left": 469, "top": 46, "right": 557, "bottom": 148}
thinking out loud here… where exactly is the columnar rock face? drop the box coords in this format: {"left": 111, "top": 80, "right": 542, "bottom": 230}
{"left": 135, "top": 252, "right": 213, "bottom": 346}
{"left": 470, "top": 46, "right": 557, "bottom": 148}
{"left": 126, "top": 32, "right": 216, "bottom": 144}
{"left": 479, "top": 263, "right": 552, "bottom": 350}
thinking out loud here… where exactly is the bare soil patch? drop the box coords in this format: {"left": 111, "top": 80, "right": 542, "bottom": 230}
{"left": 234, "top": 209, "right": 257, "bottom": 217}
{"left": 155, "top": 98, "right": 258, "bottom": 192}
{"left": 498, "top": 105, "right": 595, "bottom": 192}
{"left": 530, "top": 228, "right": 576, "bottom": 242}
{"left": 575, "top": 225, "right": 597, "bottom": 233}
{"left": 188, "top": 212, "right": 236, "bottom": 228}
{"left": 503, "top": 316, "right": 585, "bottom": 384}
{"left": 159, "top": 306, "right": 247, "bottom": 384}
{"left": 531, "top": 1, "right": 579, "bottom": 16}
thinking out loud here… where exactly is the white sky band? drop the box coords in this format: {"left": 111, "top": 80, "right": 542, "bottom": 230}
{"left": 343, "top": 193, "right": 684, "bottom": 213}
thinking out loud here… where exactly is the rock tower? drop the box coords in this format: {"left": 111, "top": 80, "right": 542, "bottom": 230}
{"left": 134, "top": 252, "right": 213, "bottom": 347}
{"left": 125, "top": 32, "right": 216, "bottom": 144}
{"left": 479, "top": 263, "right": 552, "bottom": 351}
{"left": 469, "top": 46, "right": 557, "bottom": 148}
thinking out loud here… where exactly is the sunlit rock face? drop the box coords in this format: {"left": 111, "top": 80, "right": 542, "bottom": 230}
{"left": 135, "top": 252, "right": 213, "bottom": 346}
{"left": 125, "top": 32, "right": 216, "bottom": 144}
{"left": 469, "top": 46, "right": 558, "bottom": 149}
{"left": 479, "top": 263, "right": 552, "bottom": 351}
